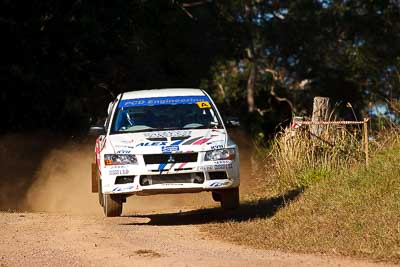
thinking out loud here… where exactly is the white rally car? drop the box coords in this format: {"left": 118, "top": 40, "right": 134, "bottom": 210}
{"left": 90, "top": 88, "right": 240, "bottom": 217}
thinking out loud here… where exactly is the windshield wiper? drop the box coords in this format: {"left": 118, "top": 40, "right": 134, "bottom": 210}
{"left": 141, "top": 127, "right": 183, "bottom": 132}
{"left": 112, "top": 127, "right": 186, "bottom": 134}
{"left": 187, "top": 123, "right": 220, "bottom": 130}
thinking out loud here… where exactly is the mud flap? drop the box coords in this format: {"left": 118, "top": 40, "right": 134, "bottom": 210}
{"left": 91, "top": 163, "right": 99, "bottom": 193}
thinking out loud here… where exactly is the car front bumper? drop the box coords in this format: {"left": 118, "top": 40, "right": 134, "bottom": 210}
{"left": 100, "top": 158, "right": 240, "bottom": 195}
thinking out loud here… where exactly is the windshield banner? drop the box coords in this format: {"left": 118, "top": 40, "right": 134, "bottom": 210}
{"left": 118, "top": 96, "right": 211, "bottom": 108}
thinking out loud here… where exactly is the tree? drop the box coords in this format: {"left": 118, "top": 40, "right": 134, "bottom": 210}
{"left": 2, "top": 0, "right": 399, "bottom": 134}
{"left": 203, "top": 0, "right": 400, "bottom": 133}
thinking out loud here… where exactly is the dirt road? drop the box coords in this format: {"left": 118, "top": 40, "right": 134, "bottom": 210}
{"left": 1, "top": 209, "right": 396, "bottom": 267}
{"left": 0, "top": 133, "right": 396, "bottom": 266}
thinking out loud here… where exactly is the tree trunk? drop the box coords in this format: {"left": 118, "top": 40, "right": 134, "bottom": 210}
{"left": 244, "top": 1, "right": 257, "bottom": 113}
{"left": 247, "top": 62, "right": 256, "bottom": 113}
{"left": 311, "top": 97, "right": 330, "bottom": 137}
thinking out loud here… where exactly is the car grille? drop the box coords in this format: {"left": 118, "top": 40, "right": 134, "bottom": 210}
{"left": 140, "top": 172, "right": 204, "bottom": 185}
{"left": 143, "top": 153, "right": 198, "bottom": 164}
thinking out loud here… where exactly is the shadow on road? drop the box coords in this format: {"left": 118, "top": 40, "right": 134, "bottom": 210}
{"left": 122, "top": 188, "right": 303, "bottom": 226}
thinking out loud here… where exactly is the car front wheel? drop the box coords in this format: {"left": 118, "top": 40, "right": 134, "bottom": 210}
{"left": 220, "top": 188, "right": 239, "bottom": 210}
{"left": 103, "top": 194, "right": 123, "bottom": 217}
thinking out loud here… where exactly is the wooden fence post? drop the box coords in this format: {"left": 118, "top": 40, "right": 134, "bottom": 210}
{"left": 311, "top": 97, "right": 330, "bottom": 137}
{"left": 363, "top": 118, "right": 369, "bottom": 167}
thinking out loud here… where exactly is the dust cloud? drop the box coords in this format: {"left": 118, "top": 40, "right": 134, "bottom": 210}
{"left": 0, "top": 133, "right": 100, "bottom": 214}
{"left": 0, "top": 130, "right": 260, "bottom": 215}
{"left": 24, "top": 140, "right": 216, "bottom": 215}
{"left": 23, "top": 140, "right": 101, "bottom": 215}
{"left": 0, "top": 132, "right": 55, "bottom": 211}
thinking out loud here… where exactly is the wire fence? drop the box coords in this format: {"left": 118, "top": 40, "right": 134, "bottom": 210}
{"left": 289, "top": 117, "right": 370, "bottom": 166}
{"left": 291, "top": 118, "right": 369, "bottom": 128}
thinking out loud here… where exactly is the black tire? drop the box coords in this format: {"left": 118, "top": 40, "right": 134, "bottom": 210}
{"left": 212, "top": 192, "right": 221, "bottom": 202}
{"left": 103, "top": 194, "right": 123, "bottom": 217}
{"left": 98, "top": 179, "right": 103, "bottom": 207}
{"left": 220, "top": 188, "right": 240, "bottom": 210}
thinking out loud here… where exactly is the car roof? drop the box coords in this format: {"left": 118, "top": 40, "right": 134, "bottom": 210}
{"left": 120, "top": 88, "right": 206, "bottom": 100}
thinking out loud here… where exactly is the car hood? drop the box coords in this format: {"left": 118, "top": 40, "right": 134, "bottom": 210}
{"left": 106, "top": 129, "right": 227, "bottom": 155}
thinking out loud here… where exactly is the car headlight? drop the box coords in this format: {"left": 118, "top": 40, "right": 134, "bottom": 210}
{"left": 104, "top": 154, "right": 138, "bottom": 165}
{"left": 205, "top": 148, "right": 235, "bottom": 161}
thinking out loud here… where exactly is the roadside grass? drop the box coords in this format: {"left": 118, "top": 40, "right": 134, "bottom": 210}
{"left": 205, "top": 128, "right": 400, "bottom": 263}
{"left": 267, "top": 124, "right": 365, "bottom": 195}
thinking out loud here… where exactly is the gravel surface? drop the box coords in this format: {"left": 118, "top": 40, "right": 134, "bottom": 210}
{"left": 0, "top": 211, "right": 396, "bottom": 267}
{"left": 0, "top": 134, "right": 396, "bottom": 266}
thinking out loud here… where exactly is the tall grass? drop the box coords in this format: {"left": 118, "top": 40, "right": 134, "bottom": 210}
{"left": 206, "top": 127, "right": 400, "bottom": 262}
{"left": 268, "top": 124, "right": 370, "bottom": 195}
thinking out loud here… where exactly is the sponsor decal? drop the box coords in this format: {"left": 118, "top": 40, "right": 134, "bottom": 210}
{"left": 199, "top": 165, "right": 214, "bottom": 171}
{"left": 136, "top": 141, "right": 168, "bottom": 147}
{"left": 199, "top": 162, "right": 232, "bottom": 171}
{"left": 100, "top": 137, "right": 107, "bottom": 152}
{"left": 210, "top": 145, "right": 224, "bottom": 150}
{"left": 209, "top": 181, "right": 230, "bottom": 187}
{"left": 161, "top": 140, "right": 184, "bottom": 154}
{"left": 116, "top": 149, "right": 131, "bottom": 154}
{"left": 110, "top": 165, "right": 128, "bottom": 169}
{"left": 144, "top": 130, "right": 192, "bottom": 138}
{"left": 192, "top": 138, "right": 211, "bottom": 145}
{"left": 115, "top": 145, "right": 135, "bottom": 149}
{"left": 136, "top": 139, "right": 185, "bottom": 148}
{"left": 119, "top": 138, "right": 135, "bottom": 144}
{"left": 113, "top": 185, "right": 134, "bottom": 192}
{"left": 95, "top": 138, "right": 101, "bottom": 167}
{"left": 109, "top": 169, "right": 129, "bottom": 176}
{"left": 96, "top": 136, "right": 107, "bottom": 168}
{"left": 182, "top": 136, "right": 202, "bottom": 145}
{"left": 177, "top": 162, "right": 188, "bottom": 169}
{"left": 158, "top": 163, "right": 168, "bottom": 174}
{"left": 214, "top": 160, "right": 233, "bottom": 164}
{"left": 118, "top": 96, "right": 211, "bottom": 108}
{"left": 215, "top": 163, "right": 233, "bottom": 170}
{"left": 162, "top": 145, "right": 179, "bottom": 153}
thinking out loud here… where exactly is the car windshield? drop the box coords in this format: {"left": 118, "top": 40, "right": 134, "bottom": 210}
{"left": 110, "top": 95, "right": 222, "bottom": 134}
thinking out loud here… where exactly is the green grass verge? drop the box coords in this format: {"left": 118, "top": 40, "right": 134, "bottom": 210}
{"left": 205, "top": 141, "right": 400, "bottom": 262}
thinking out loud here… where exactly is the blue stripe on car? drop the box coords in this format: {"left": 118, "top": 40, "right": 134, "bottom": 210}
{"left": 118, "top": 96, "right": 210, "bottom": 108}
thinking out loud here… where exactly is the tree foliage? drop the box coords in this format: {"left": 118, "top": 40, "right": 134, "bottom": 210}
{"left": 205, "top": 0, "right": 400, "bottom": 132}
{"left": 1, "top": 0, "right": 399, "bottom": 133}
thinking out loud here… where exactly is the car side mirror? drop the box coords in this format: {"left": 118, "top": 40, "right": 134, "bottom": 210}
{"left": 89, "top": 125, "right": 106, "bottom": 136}
{"left": 225, "top": 117, "right": 240, "bottom": 128}
{"left": 107, "top": 102, "right": 113, "bottom": 115}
